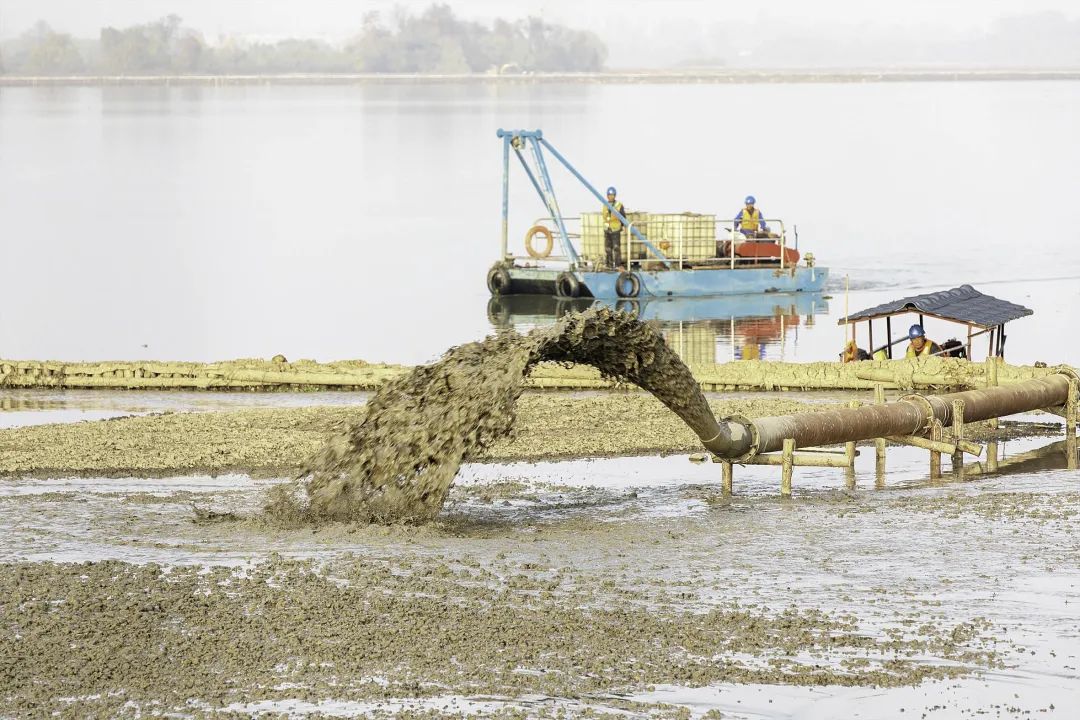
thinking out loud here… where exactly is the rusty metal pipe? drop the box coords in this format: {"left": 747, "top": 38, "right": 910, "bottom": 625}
{"left": 928, "top": 375, "right": 1071, "bottom": 426}
{"left": 751, "top": 403, "right": 927, "bottom": 457}
{"left": 710, "top": 374, "right": 1074, "bottom": 460}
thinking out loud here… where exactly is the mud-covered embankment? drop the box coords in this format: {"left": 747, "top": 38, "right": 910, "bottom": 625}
{"left": 3, "top": 355, "right": 1070, "bottom": 392}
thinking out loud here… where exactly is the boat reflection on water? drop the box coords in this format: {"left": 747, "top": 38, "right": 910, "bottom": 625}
{"left": 486, "top": 293, "right": 829, "bottom": 365}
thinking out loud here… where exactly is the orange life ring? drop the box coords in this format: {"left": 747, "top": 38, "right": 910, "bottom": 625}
{"left": 525, "top": 225, "right": 554, "bottom": 259}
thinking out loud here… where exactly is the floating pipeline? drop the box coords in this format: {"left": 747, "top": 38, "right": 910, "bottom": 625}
{"left": 267, "top": 307, "right": 738, "bottom": 524}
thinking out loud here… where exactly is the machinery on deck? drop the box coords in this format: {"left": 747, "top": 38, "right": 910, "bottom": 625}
{"left": 487, "top": 129, "right": 828, "bottom": 300}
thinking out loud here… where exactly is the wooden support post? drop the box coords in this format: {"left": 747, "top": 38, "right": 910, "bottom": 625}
{"left": 874, "top": 384, "right": 887, "bottom": 483}
{"left": 952, "top": 399, "right": 966, "bottom": 479}
{"left": 986, "top": 356, "right": 999, "bottom": 430}
{"left": 722, "top": 461, "right": 733, "bottom": 497}
{"left": 987, "top": 440, "right": 999, "bottom": 473}
{"left": 781, "top": 438, "right": 795, "bottom": 497}
{"left": 929, "top": 419, "right": 943, "bottom": 479}
{"left": 1067, "top": 379, "right": 1078, "bottom": 470}
{"left": 1066, "top": 379, "right": 1077, "bottom": 438}
{"left": 846, "top": 400, "right": 859, "bottom": 490}
{"left": 887, "top": 434, "right": 981, "bottom": 457}
{"left": 742, "top": 452, "right": 854, "bottom": 468}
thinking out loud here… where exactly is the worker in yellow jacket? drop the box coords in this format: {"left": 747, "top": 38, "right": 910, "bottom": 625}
{"left": 602, "top": 186, "right": 626, "bottom": 269}
{"left": 906, "top": 324, "right": 942, "bottom": 358}
{"left": 734, "top": 195, "right": 771, "bottom": 238}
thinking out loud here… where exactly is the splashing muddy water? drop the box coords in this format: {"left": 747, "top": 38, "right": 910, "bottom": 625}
{"left": 267, "top": 307, "right": 721, "bottom": 524}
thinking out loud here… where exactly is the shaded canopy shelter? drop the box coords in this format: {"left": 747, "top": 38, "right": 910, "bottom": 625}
{"left": 837, "top": 284, "right": 1033, "bottom": 360}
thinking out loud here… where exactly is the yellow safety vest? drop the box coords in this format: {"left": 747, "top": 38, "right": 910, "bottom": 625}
{"left": 739, "top": 207, "right": 763, "bottom": 232}
{"left": 906, "top": 339, "right": 935, "bottom": 358}
{"left": 603, "top": 201, "right": 625, "bottom": 232}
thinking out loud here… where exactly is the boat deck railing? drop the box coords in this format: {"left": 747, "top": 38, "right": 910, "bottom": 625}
{"left": 512, "top": 216, "right": 797, "bottom": 272}
{"left": 624, "top": 218, "right": 792, "bottom": 272}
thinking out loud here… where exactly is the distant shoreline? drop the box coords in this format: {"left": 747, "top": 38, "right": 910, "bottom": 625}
{"left": 3, "top": 69, "right": 1080, "bottom": 87}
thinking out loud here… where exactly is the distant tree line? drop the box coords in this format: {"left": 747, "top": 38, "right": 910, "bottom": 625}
{"left": 0, "top": 5, "right": 607, "bottom": 76}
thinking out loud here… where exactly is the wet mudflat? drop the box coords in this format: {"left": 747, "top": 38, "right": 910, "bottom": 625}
{"left": 0, "top": 393, "right": 827, "bottom": 478}
{"left": 0, "top": 388, "right": 371, "bottom": 429}
{"left": 2, "top": 434, "right": 1078, "bottom": 718}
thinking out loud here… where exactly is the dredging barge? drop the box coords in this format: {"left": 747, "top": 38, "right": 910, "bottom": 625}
{"left": 487, "top": 129, "right": 829, "bottom": 299}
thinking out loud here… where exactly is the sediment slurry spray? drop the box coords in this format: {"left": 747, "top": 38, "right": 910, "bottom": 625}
{"left": 267, "top": 307, "right": 721, "bottom": 524}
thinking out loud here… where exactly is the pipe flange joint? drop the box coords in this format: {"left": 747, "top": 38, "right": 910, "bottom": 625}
{"left": 723, "top": 414, "right": 761, "bottom": 464}
{"left": 1052, "top": 366, "right": 1080, "bottom": 402}
{"left": 1051, "top": 365, "right": 1080, "bottom": 385}
{"left": 899, "top": 393, "right": 936, "bottom": 435}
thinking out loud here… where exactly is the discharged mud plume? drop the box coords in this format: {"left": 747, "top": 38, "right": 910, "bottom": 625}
{"left": 266, "top": 307, "right": 721, "bottom": 524}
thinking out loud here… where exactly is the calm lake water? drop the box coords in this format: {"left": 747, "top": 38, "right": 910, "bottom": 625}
{"left": 2, "top": 81, "right": 1078, "bottom": 366}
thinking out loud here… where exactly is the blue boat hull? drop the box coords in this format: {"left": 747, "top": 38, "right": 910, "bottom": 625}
{"left": 500, "top": 265, "right": 828, "bottom": 298}
{"left": 581, "top": 266, "right": 828, "bottom": 299}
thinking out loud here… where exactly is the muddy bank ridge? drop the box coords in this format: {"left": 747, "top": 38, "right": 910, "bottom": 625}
{"left": 2, "top": 354, "right": 1071, "bottom": 392}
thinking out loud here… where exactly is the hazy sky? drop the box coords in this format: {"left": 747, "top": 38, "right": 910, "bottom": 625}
{"left": 3, "top": 0, "right": 1079, "bottom": 66}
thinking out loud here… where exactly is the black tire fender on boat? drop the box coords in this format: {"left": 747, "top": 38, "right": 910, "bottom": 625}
{"left": 615, "top": 271, "right": 640, "bottom": 298}
{"left": 555, "top": 272, "right": 581, "bottom": 298}
{"left": 486, "top": 265, "right": 512, "bottom": 295}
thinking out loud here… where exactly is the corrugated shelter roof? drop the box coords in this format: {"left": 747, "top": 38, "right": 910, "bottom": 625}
{"left": 838, "top": 284, "right": 1033, "bottom": 328}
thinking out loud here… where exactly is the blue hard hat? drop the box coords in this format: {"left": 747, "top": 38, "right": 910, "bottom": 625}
{"left": 908, "top": 324, "right": 925, "bottom": 339}
{"left": 744, "top": 195, "right": 756, "bottom": 204}
{"left": 606, "top": 186, "right": 617, "bottom": 196}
